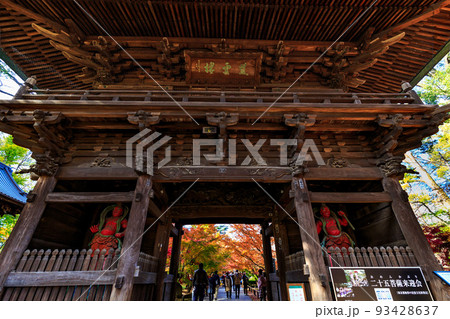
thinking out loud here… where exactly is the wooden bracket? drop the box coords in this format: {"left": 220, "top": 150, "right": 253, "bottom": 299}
{"left": 206, "top": 112, "right": 239, "bottom": 144}
{"left": 127, "top": 110, "right": 160, "bottom": 131}
{"left": 375, "top": 114, "right": 404, "bottom": 157}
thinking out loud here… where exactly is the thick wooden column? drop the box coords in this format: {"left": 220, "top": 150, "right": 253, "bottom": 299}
{"left": 110, "top": 174, "right": 152, "bottom": 301}
{"left": 291, "top": 174, "right": 332, "bottom": 301}
{"left": 153, "top": 220, "right": 172, "bottom": 301}
{"left": 169, "top": 223, "right": 183, "bottom": 300}
{"left": 273, "top": 210, "right": 289, "bottom": 301}
{"left": 0, "top": 175, "right": 57, "bottom": 296}
{"left": 382, "top": 175, "right": 449, "bottom": 300}
{"left": 261, "top": 223, "right": 273, "bottom": 301}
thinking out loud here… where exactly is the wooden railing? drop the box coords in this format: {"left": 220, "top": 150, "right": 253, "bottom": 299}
{"left": 20, "top": 89, "right": 419, "bottom": 105}
{"left": 286, "top": 246, "right": 418, "bottom": 272}
{"left": 2, "top": 249, "right": 158, "bottom": 301}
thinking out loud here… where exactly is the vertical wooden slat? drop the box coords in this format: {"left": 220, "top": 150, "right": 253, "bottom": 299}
{"left": 329, "top": 247, "right": 337, "bottom": 267}
{"left": 49, "top": 249, "right": 72, "bottom": 301}
{"left": 95, "top": 249, "right": 114, "bottom": 301}
{"left": 103, "top": 248, "right": 120, "bottom": 300}
{"left": 361, "top": 248, "right": 371, "bottom": 266}
{"left": 33, "top": 249, "right": 54, "bottom": 301}
{"left": 10, "top": 249, "right": 37, "bottom": 301}
{"left": 380, "top": 247, "right": 392, "bottom": 266}
{"left": 64, "top": 249, "right": 85, "bottom": 301}
{"left": 26, "top": 249, "right": 51, "bottom": 301}
{"left": 355, "top": 247, "right": 365, "bottom": 267}
{"left": 348, "top": 247, "right": 358, "bottom": 267}
{"left": 368, "top": 247, "right": 378, "bottom": 266}
{"left": 373, "top": 247, "right": 385, "bottom": 266}
{"left": 400, "top": 246, "right": 411, "bottom": 266}
{"left": 87, "top": 249, "right": 105, "bottom": 301}
{"left": 342, "top": 247, "right": 351, "bottom": 266}
{"left": 47, "top": 249, "right": 66, "bottom": 301}
{"left": 336, "top": 248, "right": 345, "bottom": 266}
{"left": 387, "top": 247, "right": 399, "bottom": 267}
{"left": 0, "top": 176, "right": 57, "bottom": 295}
{"left": 18, "top": 249, "right": 44, "bottom": 301}
{"left": 394, "top": 246, "right": 405, "bottom": 266}
{"left": 83, "top": 249, "right": 100, "bottom": 301}
{"left": 56, "top": 249, "right": 78, "bottom": 301}
{"left": 2, "top": 250, "right": 29, "bottom": 301}
{"left": 73, "top": 248, "right": 92, "bottom": 301}
{"left": 36, "top": 249, "right": 58, "bottom": 301}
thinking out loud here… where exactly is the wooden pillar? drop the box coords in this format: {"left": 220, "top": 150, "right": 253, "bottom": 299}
{"left": 153, "top": 220, "right": 172, "bottom": 301}
{"left": 382, "top": 175, "right": 449, "bottom": 300}
{"left": 273, "top": 210, "right": 289, "bottom": 301}
{"left": 291, "top": 173, "right": 332, "bottom": 301}
{"left": 261, "top": 223, "right": 273, "bottom": 301}
{"left": 0, "top": 175, "right": 57, "bottom": 296}
{"left": 169, "top": 223, "right": 183, "bottom": 300}
{"left": 110, "top": 174, "right": 152, "bottom": 301}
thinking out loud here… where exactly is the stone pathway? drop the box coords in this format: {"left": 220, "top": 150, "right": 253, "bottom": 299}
{"left": 204, "top": 286, "right": 253, "bottom": 301}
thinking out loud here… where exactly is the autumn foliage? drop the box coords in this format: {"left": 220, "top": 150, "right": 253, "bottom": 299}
{"left": 422, "top": 224, "right": 450, "bottom": 270}
{"left": 176, "top": 224, "right": 265, "bottom": 279}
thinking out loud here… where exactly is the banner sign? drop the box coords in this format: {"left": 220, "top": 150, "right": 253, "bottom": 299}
{"left": 434, "top": 271, "right": 450, "bottom": 285}
{"left": 329, "top": 267, "right": 433, "bottom": 301}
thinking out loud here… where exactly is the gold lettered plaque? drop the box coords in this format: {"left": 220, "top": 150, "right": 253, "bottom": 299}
{"left": 185, "top": 51, "right": 262, "bottom": 86}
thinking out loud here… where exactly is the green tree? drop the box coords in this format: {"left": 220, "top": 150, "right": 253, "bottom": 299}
{"left": 401, "top": 53, "right": 450, "bottom": 268}
{"left": 0, "top": 134, "right": 34, "bottom": 190}
{"left": 0, "top": 213, "right": 19, "bottom": 252}
{"left": 417, "top": 54, "right": 450, "bottom": 104}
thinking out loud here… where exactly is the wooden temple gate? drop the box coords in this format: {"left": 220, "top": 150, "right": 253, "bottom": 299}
{"left": 1, "top": 0, "right": 450, "bottom": 301}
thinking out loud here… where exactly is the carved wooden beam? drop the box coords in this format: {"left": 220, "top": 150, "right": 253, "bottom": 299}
{"left": 127, "top": 110, "right": 161, "bottom": 131}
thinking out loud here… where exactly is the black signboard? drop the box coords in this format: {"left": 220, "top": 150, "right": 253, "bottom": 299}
{"left": 329, "top": 267, "right": 433, "bottom": 301}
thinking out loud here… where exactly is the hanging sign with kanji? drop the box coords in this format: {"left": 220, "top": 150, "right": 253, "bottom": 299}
{"left": 329, "top": 267, "right": 433, "bottom": 301}
{"left": 184, "top": 51, "right": 262, "bottom": 86}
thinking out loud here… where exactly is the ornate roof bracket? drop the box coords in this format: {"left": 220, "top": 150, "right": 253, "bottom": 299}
{"left": 284, "top": 113, "right": 316, "bottom": 157}
{"left": 206, "top": 112, "right": 239, "bottom": 139}
{"left": 377, "top": 155, "right": 407, "bottom": 179}
{"left": 32, "top": 110, "right": 70, "bottom": 158}
{"left": 32, "top": 23, "right": 131, "bottom": 86}
{"left": 314, "top": 32, "right": 405, "bottom": 90}
{"left": 127, "top": 110, "right": 161, "bottom": 131}
{"left": 375, "top": 114, "right": 404, "bottom": 158}
{"left": 18, "top": 152, "right": 60, "bottom": 180}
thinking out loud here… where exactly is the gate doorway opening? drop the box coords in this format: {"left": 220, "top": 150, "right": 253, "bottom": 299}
{"left": 167, "top": 223, "right": 276, "bottom": 301}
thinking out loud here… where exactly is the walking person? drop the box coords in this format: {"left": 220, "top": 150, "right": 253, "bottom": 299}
{"left": 242, "top": 273, "right": 249, "bottom": 295}
{"left": 193, "top": 263, "right": 209, "bottom": 301}
{"left": 257, "top": 269, "right": 267, "bottom": 301}
{"left": 208, "top": 271, "right": 220, "bottom": 301}
{"left": 234, "top": 270, "right": 243, "bottom": 299}
{"left": 224, "top": 272, "right": 233, "bottom": 299}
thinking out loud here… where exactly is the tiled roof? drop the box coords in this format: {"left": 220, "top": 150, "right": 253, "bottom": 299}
{"left": 0, "top": 162, "right": 27, "bottom": 204}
